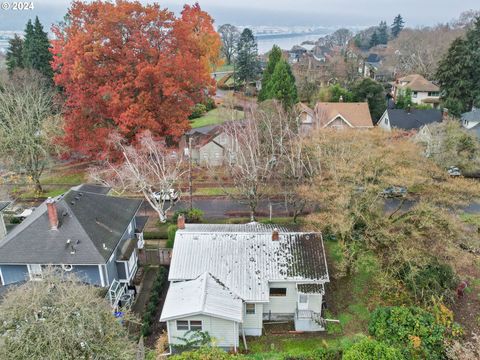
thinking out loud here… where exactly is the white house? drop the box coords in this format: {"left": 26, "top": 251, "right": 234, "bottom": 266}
{"left": 461, "top": 108, "right": 480, "bottom": 139}
{"left": 377, "top": 108, "right": 443, "bottom": 132}
{"left": 391, "top": 74, "right": 440, "bottom": 108}
{"left": 160, "top": 221, "right": 330, "bottom": 352}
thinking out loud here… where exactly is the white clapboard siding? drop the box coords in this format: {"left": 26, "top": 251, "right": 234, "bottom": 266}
{"left": 242, "top": 303, "right": 263, "bottom": 336}
{"left": 263, "top": 282, "right": 298, "bottom": 314}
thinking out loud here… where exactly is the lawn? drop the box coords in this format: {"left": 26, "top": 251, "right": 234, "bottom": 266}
{"left": 189, "top": 108, "right": 244, "bottom": 129}
{"left": 214, "top": 63, "right": 234, "bottom": 72}
{"left": 192, "top": 187, "right": 235, "bottom": 196}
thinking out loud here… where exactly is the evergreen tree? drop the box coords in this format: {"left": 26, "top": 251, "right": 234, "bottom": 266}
{"left": 369, "top": 31, "right": 379, "bottom": 48}
{"left": 22, "top": 17, "right": 53, "bottom": 80}
{"left": 258, "top": 45, "right": 282, "bottom": 101}
{"left": 263, "top": 59, "right": 298, "bottom": 109}
{"left": 351, "top": 78, "right": 386, "bottom": 121}
{"left": 377, "top": 21, "right": 389, "bottom": 44}
{"left": 436, "top": 18, "right": 480, "bottom": 114}
{"left": 235, "top": 28, "right": 260, "bottom": 88}
{"left": 5, "top": 34, "right": 24, "bottom": 73}
{"left": 391, "top": 14, "right": 405, "bottom": 38}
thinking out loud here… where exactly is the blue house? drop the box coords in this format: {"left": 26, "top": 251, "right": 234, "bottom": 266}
{"left": 0, "top": 184, "right": 147, "bottom": 307}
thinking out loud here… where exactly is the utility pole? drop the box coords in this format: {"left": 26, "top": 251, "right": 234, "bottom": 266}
{"left": 188, "top": 137, "right": 193, "bottom": 211}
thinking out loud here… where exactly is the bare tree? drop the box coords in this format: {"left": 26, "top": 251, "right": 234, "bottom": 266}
{"left": 384, "top": 26, "right": 465, "bottom": 78}
{"left": 218, "top": 24, "right": 239, "bottom": 65}
{"left": 0, "top": 70, "right": 63, "bottom": 192}
{"left": 90, "top": 132, "right": 186, "bottom": 223}
{"left": 0, "top": 268, "right": 136, "bottom": 359}
{"left": 222, "top": 103, "right": 287, "bottom": 221}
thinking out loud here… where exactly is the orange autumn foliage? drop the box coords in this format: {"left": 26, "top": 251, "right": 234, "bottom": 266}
{"left": 51, "top": 0, "right": 221, "bottom": 158}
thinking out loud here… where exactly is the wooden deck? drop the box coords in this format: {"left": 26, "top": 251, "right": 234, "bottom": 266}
{"left": 139, "top": 248, "right": 171, "bottom": 266}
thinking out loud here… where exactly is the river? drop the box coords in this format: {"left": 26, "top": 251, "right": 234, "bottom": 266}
{"left": 255, "top": 31, "right": 332, "bottom": 54}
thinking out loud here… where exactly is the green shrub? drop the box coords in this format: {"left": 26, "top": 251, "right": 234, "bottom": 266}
{"left": 282, "top": 348, "right": 341, "bottom": 360}
{"left": 173, "top": 208, "right": 204, "bottom": 223}
{"left": 189, "top": 103, "right": 207, "bottom": 119}
{"left": 170, "top": 346, "right": 237, "bottom": 359}
{"left": 368, "top": 306, "right": 446, "bottom": 359}
{"left": 166, "top": 224, "right": 177, "bottom": 248}
{"left": 204, "top": 97, "right": 216, "bottom": 111}
{"left": 399, "top": 260, "right": 457, "bottom": 303}
{"left": 343, "top": 338, "right": 404, "bottom": 360}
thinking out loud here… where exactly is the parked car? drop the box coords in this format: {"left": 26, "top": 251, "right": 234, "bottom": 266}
{"left": 153, "top": 189, "right": 179, "bottom": 202}
{"left": 447, "top": 166, "right": 461, "bottom": 177}
{"left": 380, "top": 186, "right": 407, "bottom": 198}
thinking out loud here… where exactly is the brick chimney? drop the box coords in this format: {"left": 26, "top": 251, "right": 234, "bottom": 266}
{"left": 442, "top": 108, "right": 449, "bottom": 120}
{"left": 46, "top": 198, "right": 58, "bottom": 230}
{"left": 272, "top": 228, "right": 279, "bottom": 241}
{"left": 177, "top": 214, "right": 185, "bottom": 230}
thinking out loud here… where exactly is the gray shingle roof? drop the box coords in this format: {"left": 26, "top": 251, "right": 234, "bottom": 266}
{"left": 0, "top": 188, "right": 142, "bottom": 265}
{"left": 72, "top": 184, "right": 112, "bottom": 195}
{"left": 461, "top": 109, "right": 480, "bottom": 122}
{"left": 0, "top": 201, "right": 11, "bottom": 212}
{"left": 386, "top": 109, "right": 442, "bottom": 130}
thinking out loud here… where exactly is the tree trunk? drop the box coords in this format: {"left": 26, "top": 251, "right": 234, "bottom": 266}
{"left": 34, "top": 177, "right": 43, "bottom": 193}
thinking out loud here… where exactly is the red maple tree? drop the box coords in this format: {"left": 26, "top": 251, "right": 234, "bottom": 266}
{"left": 51, "top": 0, "right": 221, "bottom": 158}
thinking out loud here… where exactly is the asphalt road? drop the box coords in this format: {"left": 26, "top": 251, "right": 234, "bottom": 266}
{"left": 137, "top": 197, "right": 291, "bottom": 219}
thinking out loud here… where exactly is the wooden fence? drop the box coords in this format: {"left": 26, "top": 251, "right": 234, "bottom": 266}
{"left": 139, "top": 248, "right": 171, "bottom": 266}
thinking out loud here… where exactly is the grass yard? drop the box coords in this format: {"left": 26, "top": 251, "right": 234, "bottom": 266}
{"left": 192, "top": 187, "right": 236, "bottom": 196}
{"left": 189, "top": 108, "right": 244, "bottom": 129}
{"left": 214, "top": 63, "right": 234, "bottom": 72}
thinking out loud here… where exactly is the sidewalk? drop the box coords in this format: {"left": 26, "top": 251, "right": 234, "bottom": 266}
{"left": 132, "top": 267, "right": 157, "bottom": 316}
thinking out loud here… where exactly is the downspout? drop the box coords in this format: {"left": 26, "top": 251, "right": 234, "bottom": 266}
{"left": 242, "top": 326, "right": 248, "bottom": 351}
{"left": 233, "top": 321, "right": 237, "bottom": 353}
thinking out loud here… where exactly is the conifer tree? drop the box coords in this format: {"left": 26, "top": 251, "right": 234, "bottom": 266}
{"left": 258, "top": 45, "right": 282, "bottom": 101}
{"left": 22, "top": 17, "right": 53, "bottom": 80}
{"left": 369, "top": 31, "right": 379, "bottom": 48}
{"left": 5, "top": 34, "right": 24, "bottom": 73}
{"left": 264, "top": 59, "right": 298, "bottom": 109}
{"left": 377, "top": 21, "right": 389, "bottom": 44}
{"left": 235, "top": 28, "right": 260, "bottom": 87}
{"left": 391, "top": 14, "right": 405, "bottom": 38}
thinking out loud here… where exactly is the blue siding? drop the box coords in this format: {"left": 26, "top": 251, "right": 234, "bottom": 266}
{"left": 116, "top": 261, "right": 127, "bottom": 280}
{"left": 70, "top": 265, "right": 102, "bottom": 286}
{"left": 106, "top": 255, "right": 118, "bottom": 286}
{"left": 1, "top": 265, "right": 28, "bottom": 285}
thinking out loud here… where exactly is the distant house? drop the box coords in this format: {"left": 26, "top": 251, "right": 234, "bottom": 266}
{"left": 461, "top": 108, "right": 480, "bottom": 139}
{"left": 0, "top": 184, "right": 147, "bottom": 309}
{"left": 288, "top": 45, "right": 308, "bottom": 63}
{"left": 391, "top": 74, "right": 440, "bottom": 108}
{"left": 296, "top": 103, "right": 315, "bottom": 134}
{"left": 180, "top": 125, "right": 235, "bottom": 167}
{"left": 313, "top": 102, "right": 374, "bottom": 129}
{"left": 363, "top": 53, "right": 382, "bottom": 79}
{"left": 377, "top": 108, "right": 443, "bottom": 132}
{"left": 160, "top": 221, "right": 330, "bottom": 352}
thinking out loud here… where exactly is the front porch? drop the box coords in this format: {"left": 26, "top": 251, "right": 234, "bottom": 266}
{"left": 294, "top": 309, "right": 325, "bottom": 331}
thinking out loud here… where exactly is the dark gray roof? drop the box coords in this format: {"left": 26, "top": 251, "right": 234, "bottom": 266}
{"left": 366, "top": 53, "right": 381, "bottom": 63}
{"left": 298, "top": 283, "right": 324, "bottom": 294}
{"left": 0, "top": 188, "right": 142, "bottom": 265}
{"left": 461, "top": 108, "right": 480, "bottom": 122}
{"left": 467, "top": 122, "right": 480, "bottom": 139}
{"left": 386, "top": 109, "right": 442, "bottom": 130}
{"left": 0, "top": 201, "right": 11, "bottom": 212}
{"left": 73, "top": 184, "right": 111, "bottom": 195}
{"left": 186, "top": 125, "right": 220, "bottom": 136}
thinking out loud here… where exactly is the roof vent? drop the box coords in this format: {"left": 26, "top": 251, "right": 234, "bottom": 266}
{"left": 70, "top": 244, "right": 76, "bottom": 255}
{"left": 66, "top": 239, "right": 71, "bottom": 245}
{"left": 74, "top": 196, "right": 80, "bottom": 200}
{"left": 78, "top": 192, "right": 83, "bottom": 197}
{"left": 102, "top": 243, "right": 107, "bottom": 250}
{"left": 62, "top": 211, "right": 68, "bottom": 217}
{"left": 70, "top": 201, "right": 75, "bottom": 205}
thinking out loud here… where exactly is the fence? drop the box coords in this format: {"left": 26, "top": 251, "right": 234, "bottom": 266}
{"left": 139, "top": 248, "right": 172, "bottom": 266}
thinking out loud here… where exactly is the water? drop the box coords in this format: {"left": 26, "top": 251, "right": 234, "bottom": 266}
{"left": 256, "top": 32, "right": 332, "bottom": 54}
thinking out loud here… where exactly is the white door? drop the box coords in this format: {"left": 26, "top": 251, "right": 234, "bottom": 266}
{"left": 28, "top": 264, "right": 43, "bottom": 280}
{"left": 298, "top": 293, "right": 309, "bottom": 310}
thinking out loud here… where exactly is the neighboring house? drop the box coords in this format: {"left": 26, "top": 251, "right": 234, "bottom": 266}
{"left": 313, "top": 102, "right": 374, "bottom": 129}
{"left": 377, "top": 108, "right": 443, "bottom": 132}
{"left": 288, "top": 45, "right": 308, "bottom": 63}
{"left": 461, "top": 108, "right": 480, "bottom": 139}
{"left": 181, "top": 125, "right": 235, "bottom": 167}
{"left": 391, "top": 74, "right": 440, "bottom": 108}
{"left": 160, "top": 221, "right": 329, "bottom": 352}
{"left": 0, "top": 184, "right": 147, "bottom": 309}
{"left": 0, "top": 201, "right": 10, "bottom": 241}
{"left": 296, "top": 103, "right": 315, "bottom": 134}
{"left": 363, "top": 53, "right": 382, "bottom": 79}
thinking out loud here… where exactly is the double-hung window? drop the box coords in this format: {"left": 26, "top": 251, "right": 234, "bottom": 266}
{"left": 246, "top": 303, "right": 256, "bottom": 315}
{"left": 176, "top": 320, "right": 203, "bottom": 331}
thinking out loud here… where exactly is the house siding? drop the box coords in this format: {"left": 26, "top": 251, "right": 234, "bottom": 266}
{"left": 263, "top": 282, "right": 298, "bottom": 320}
{"left": 116, "top": 261, "right": 127, "bottom": 280}
{"left": 168, "top": 315, "right": 239, "bottom": 349}
{"left": 198, "top": 141, "right": 224, "bottom": 167}
{"left": 70, "top": 265, "right": 102, "bottom": 286}
{"left": 242, "top": 303, "right": 263, "bottom": 336}
{"left": 0, "top": 265, "right": 28, "bottom": 285}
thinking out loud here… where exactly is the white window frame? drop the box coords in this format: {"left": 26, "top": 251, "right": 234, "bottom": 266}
{"left": 127, "top": 250, "right": 138, "bottom": 279}
{"left": 27, "top": 264, "right": 43, "bottom": 281}
{"left": 176, "top": 320, "right": 202, "bottom": 331}
{"left": 245, "top": 303, "right": 256, "bottom": 315}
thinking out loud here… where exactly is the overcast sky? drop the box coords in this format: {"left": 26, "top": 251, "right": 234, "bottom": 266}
{"left": 0, "top": 0, "right": 478, "bottom": 31}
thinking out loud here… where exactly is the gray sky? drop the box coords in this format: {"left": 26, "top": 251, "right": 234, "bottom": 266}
{"left": 0, "top": 0, "right": 478, "bottom": 31}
